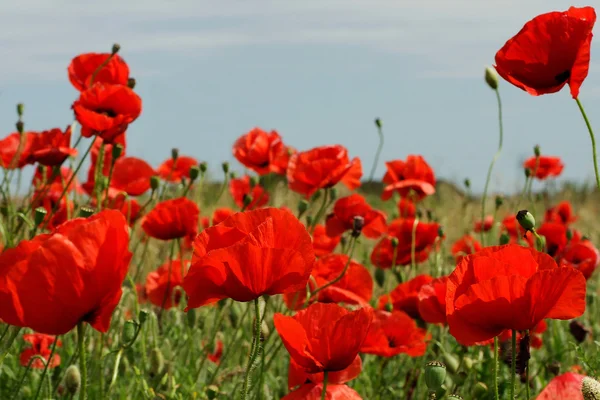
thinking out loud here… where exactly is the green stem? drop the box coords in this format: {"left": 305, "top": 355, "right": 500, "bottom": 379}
{"left": 158, "top": 240, "right": 177, "bottom": 325}
{"left": 321, "top": 371, "right": 329, "bottom": 400}
{"left": 575, "top": 97, "right": 600, "bottom": 191}
{"left": 480, "top": 88, "right": 503, "bottom": 245}
{"left": 494, "top": 336, "right": 500, "bottom": 400}
{"left": 368, "top": 124, "right": 384, "bottom": 182}
{"left": 89, "top": 54, "right": 115, "bottom": 86}
{"left": 310, "top": 189, "right": 329, "bottom": 232}
{"left": 510, "top": 329, "right": 517, "bottom": 400}
{"left": 78, "top": 322, "right": 88, "bottom": 400}
{"left": 526, "top": 330, "right": 530, "bottom": 400}
{"left": 241, "top": 298, "right": 261, "bottom": 399}
{"left": 309, "top": 237, "right": 356, "bottom": 300}
{"left": 32, "top": 336, "right": 59, "bottom": 400}
{"left": 193, "top": 301, "right": 230, "bottom": 384}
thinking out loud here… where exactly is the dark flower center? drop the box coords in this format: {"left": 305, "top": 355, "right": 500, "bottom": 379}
{"left": 555, "top": 70, "right": 570, "bottom": 84}
{"left": 95, "top": 108, "right": 118, "bottom": 118}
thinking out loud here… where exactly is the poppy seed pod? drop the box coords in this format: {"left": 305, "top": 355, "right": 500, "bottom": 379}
{"left": 64, "top": 365, "right": 81, "bottom": 395}
{"left": 516, "top": 210, "right": 536, "bottom": 232}
{"left": 78, "top": 207, "right": 95, "bottom": 218}
{"left": 138, "top": 310, "right": 149, "bottom": 325}
{"left": 111, "top": 43, "right": 121, "bottom": 54}
{"left": 189, "top": 165, "right": 200, "bottom": 182}
{"left": 583, "top": 377, "right": 600, "bottom": 399}
{"left": 424, "top": 361, "right": 447, "bottom": 391}
{"left": 485, "top": 66, "right": 499, "bottom": 90}
{"left": 171, "top": 148, "right": 179, "bottom": 161}
{"left": 16, "top": 103, "right": 24, "bottom": 117}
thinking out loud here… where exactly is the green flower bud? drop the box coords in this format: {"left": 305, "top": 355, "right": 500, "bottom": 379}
{"left": 374, "top": 118, "right": 382, "bottom": 129}
{"left": 499, "top": 233, "right": 510, "bottom": 245}
{"left": 121, "top": 320, "right": 137, "bottom": 345}
{"left": 438, "top": 226, "right": 445, "bottom": 238}
{"left": 495, "top": 196, "right": 504, "bottom": 209}
{"left": 441, "top": 352, "right": 460, "bottom": 374}
{"left": 78, "top": 207, "right": 95, "bottom": 218}
{"left": 16, "top": 103, "right": 24, "bottom": 117}
{"left": 20, "top": 386, "right": 31, "bottom": 397}
{"left": 127, "top": 78, "right": 136, "bottom": 89}
{"left": 15, "top": 121, "right": 24, "bottom": 134}
{"left": 463, "top": 178, "right": 471, "bottom": 189}
{"left": 391, "top": 237, "right": 399, "bottom": 248}
{"left": 249, "top": 176, "right": 258, "bottom": 188}
{"left": 462, "top": 356, "right": 474, "bottom": 370}
{"left": 189, "top": 165, "right": 200, "bottom": 182}
{"left": 206, "top": 385, "right": 220, "bottom": 400}
{"left": 384, "top": 302, "right": 393, "bottom": 312}
{"left": 111, "top": 43, "right": 121, "bottom": 54}
{"left": 305, "top": 215, "right": 314, "bottom": 227}
{"left": 485, "top": 66, "right": 498, "bottom": 90}
{"left": 524, "top": 168, "right": 532, "bottom": 178}
{"left": 329, "top": 188, "right": 337, "bottom": 201}
{"left": 138, "top": 310, "right": 149, "bottom": 324}
{"left": 150, "top": 175, "right": 160, "bottom": 191}
{"left": 64, "top": 365, "right": 81, "bottom": 395}
{"left": 582, "top": 377, "right": 600, "bottom": 400}
{"left": 516, "top": 210, "right": 536, "bottom": 232}
{"left": 474, "top": 382, "right": 488, "bottom": 396}
{"left": 34, "top": 207, "right": 48, "bottom": 226}
{"left": 297, "top": 199, "right": 309, "bottom": 217}
{"left": 149, "top": 347, "right": 164, "bottom": 376}
{"left": 221, "top": 162, "right": 229, "bottom": 174}
{"left": 229, "top": 171, "right": 237, "bottom": 180}
{"left": 375, "top": 268, "right": 386, "bottom": 288}
{"left": 424, "top": 361, "right": 447, "bottom": 391}
{"left": 566, "top": 229, "right": 573, "bottom": 241}
{"left": 171, "top": 148, "right": 179, "bottom": 161}
{"left": 534, "top": 145, "right": 541, "bottom": 157}
{"left": 311, "top": 190, "right": 322, "bottom": 202}
{"left": 242, "top": 194, "right": 252, "bottom": 208}
{"left": 200, "top": 162, "right": 208, "bottom": 173}
{"left": 112, "top": 144, "right": 124, "bottom": 160}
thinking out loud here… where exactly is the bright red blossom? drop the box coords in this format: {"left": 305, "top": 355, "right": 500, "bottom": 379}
{"left": 0, "top": 132, "right": 37, "bottom": 169}
{"left": 157, "top": 156, "right": 199, "bottom": 183}
{"left": 68, "top": 52, "right": 130, "bottom": 91}
{"left": 282, "top": 383, "right": 362, "bottom": 400}
{"left": 109, "top": 156, "right": 156, "bottom": 196}
{"left": 326, "top": 194, "right": 387, "bottom": 239}
{"left": 229, "top": 175, "right": 269, "bottom": 210}
{"left": 145, "top": 259, "right": 190, "bottom": 309}
{"left": 451, "top": 235, "right": 483, "bottom": 262}
{"left": 360, "top": 310, "right": 429, "bottom": 357}
{"left": 558, "top": 239, "right": 600, "bottom": 280}
{"left": 312, "top": 225, "right": 341, "bottom": 257}
{"left": 288, "top": 355, "right": 361, "bottom": 390}
{"left": 28, "top": 127, "right": 77, "bottom": 166}
{"left": 537, "top": 372, "right": 586, "bottom": 400}
{"left": 545, "top": 201, "right": 577, "bottom": 225}
{"left": 212, "top": 207, "right": 236, "bottom": 225}
{"left": 474, "top": 215, "right": 494, "bottom": 233}
{"left": 233, "top": 127, "right": 286, "bottom": 175}
{"left": 523, "top": 156, "right": 564, "bottom": 180}
{"left": 381, "top": 274, "right": 433, "bottom": 319}
{"left": 381, "top": 155, "right": 436, "bottom": 201}
{"left": 20, "top": 334, "right": 62, "bottom": 369}
{"left": 141, "top": 197, "right": 200, "bottom": 241}
{"left": 417, "top": 276, "right": 449, "bottom": 325}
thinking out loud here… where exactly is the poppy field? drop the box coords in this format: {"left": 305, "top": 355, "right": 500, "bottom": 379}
{"left": 2, "top": 5, "right": 600, "bottom": 400}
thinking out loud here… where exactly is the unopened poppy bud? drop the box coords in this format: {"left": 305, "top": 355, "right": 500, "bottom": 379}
{"left": 221, "top": 162, "right": 229, "bottom": 174}
{"left": 64, "top": 365, "right": 81, "bottom": 395}
{"left": 548, "top": 361, "right": 560, "bottom": 376}
{"left": 485, "top": 66, "right": 498, "bottom": 90}
{"left": 127, "top": 77, "right": 136, "bottom": 89}
{"left": 16, "top": 103, "right": 24, "bottom": 117}
{"left": 374, "top": 118, "right": 382, "bottom": 129}
{"left": 569, "top": 320, "right": 590, "bottom": 343}
{"left": 305, "top": 215, "right": 314, "bottom": 227}
{"left": 199, "top": 162, "right": 208, "bottom": 173}
{"left": 112, "top": 144, "right": 124, "bottom": 160}
{"left": 438, "top": 226, "right": 444, "bottom": 238}
{"left": 78, "top": 207, "right": 95, "bottom": 218}
{"left": 499, "top": 233, "right": 510, "bottom": 245}
{"left": 391, "top": 237, "right": 399, "bottom": 248}
{"left": 149, "top": 347, "right": 164, "bottom": 376}
{"left": 463, "top": 178, "right": 471, "bottom": 189}
{"left": 534, "top": 145, "right": 541, "bottom": 157}
{"left": 121, "top": 320, "right": 137, "bottom": 345}
{"left": 329, "top": 188, "right": 337, "bottom": 201}
{"left": 229, "top": 171, "right": 237, "bottom": 180}
{"left": 297, "top": 199, "right": 309, "bottom": 217}
{"left": 424, "top": 361, "right": 446, "bottom": 391}
{"left": 249, "top": 176, "right": 258, "bottom": 188}
{"left": 138, "top": 310, "right": 149, "bottom": 324}
{"left": 111, "top": 43, "right": 121, "bottom": 54}
{"left": 351, "top": 216, "right": 365, "bottom": 238}
{"left": 462, "top": 357, "right": 474, "bottom": 370}
{"left": 375, "top": 268, "right": 386, "bottom": 287}
{"left": 582, "top": 377, "right": 600, "bottom": 400}
{"left": 516, "top": 210, "right": 535, "bottom": 232}
{"left": 34, "top": 207, "right": 47, "bottom": 226}
{"left": 524, "top": 168, "right": 532, "bottom": 178}
{"left": 206, "top": 385, "right": 220, "bottom": 400}
{"left": 474, "top": 382, "right": 488, "bottom": 396}
{"left": 150, "top": 176, "right": 160, "bottom": 191}
{"left": 242, "top": 194, "right": 252, "bottom": 208}
{"left": 15, "top": 120, "right": 24, "bottom": 134}
{"left": 171, "top": 148, "right": 179, "bottom": 161}
{"left": 441, "top": 353, "right": 459, "bottom": 374}
{"left": 384, "top": 302, "right": 393, "bottom": 312}
{"left": 261, "top": 320, "right": 270, "bottom": 339}
{"left": 566, "top": 229, "right": 573, "bottom": 241}
{"left": 189, "top": 165, "right": 200, "bottom": 182}
{"left": 495, "top": 196, "right": 504, "bottom": 208}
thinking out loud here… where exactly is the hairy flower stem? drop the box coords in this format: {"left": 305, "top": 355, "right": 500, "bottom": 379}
{"left": 368, "top": 122, "right": 384, "bottom": 182}
{"left": 241, "top": 298, "right": 261, "bottom": 400}
{"left": 494, "top": 336, "right": 500, "bottom": 400}
{"left": 78, "top": 323, "right": 88, "bottom": 400}
{"left": 309, "top": 236, "right": 356, "bottom": 301}
{"left": 575, "top": 98, "right": 600, "bottom": 191}
{"left": 480, "top": 88, "right": 504, "bottom": 245}
{"left": 510, "top": 329, "right": 517, "bottom": 400}
{"left": 31, "top": 338, "right": 59, "bottom": 400}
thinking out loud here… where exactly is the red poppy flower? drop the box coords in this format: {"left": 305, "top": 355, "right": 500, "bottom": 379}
{"left": 201, "top": 217, "right": 210, "bottom": 230}
{"left": 142, "top": 197, "right": 199, "bottom": 241}
{"left": 157, "top": 156, "right": 199, "bottom": 183}
{"left": 0, "top": 132, "right": 37, "bottom": 169}
{"left": 284, "top": 254, "right": 373, "bottom": 310}
{"left": 417, "top": 276, "right": 448, "bottom": 325}
{"left": 68, "top": 53, "right": 129, "bottom": 91}
{"left": 287, "top": 145, "right": 362, "bottom": 198}
{"left": 208, "top": 339, "right": 224, "bottom": 364}
{"left": 274, "top": 302, "right": 373, "bottom": 374}
{"left": 527, "top": 222, "right": 568, "bottom": 257}
{"left": 28, "top": 127, "right": 77, "bottom": 166}
{"left": 145, "top": 259, "right": 190, "bottom": 309}
{"left": 288, "top": 355, "right": 361, "bottom": 390}
{"left": 381, "top": 155, "right": 436, "bottom": 201}
{"left": 537, "top": 372, "right": 586, "bottom": 400}
{"left": 523, "top": 156, "right": 564, "bottom": 180}
{"left": 558, "top": 239, "right": 600, "bottom": 280}
{"left": 32, "top": 166, "right": 82, "bottom": 198}
{"left": 270, "top": 141, "right": 296, "bottom": 176}
{"left": 229, "top": 175, "right": 269, "bottom": 210}
{"left": 380, "top": 274, "right": 433, "bottom": 319}
{"left": 474, "top": 215, "right": 494, "bottom": 233}
{"left": 312, "top": 225, "right": 341, "bottom": 257}
{"left": 183, "top": 208, "right": 314, "bottom": 307}
{"left": 397, "top": 199, "right": 416, "bottom": 218}
{"left": 72, "top": 83, "right": 142, "bottom": 143}
{"left": 371, "top": 218, "right": 440, "bottom": 268}
{"left": 282, "top": 383, "right": 363, "bottom": 400}
{"left": 90, "top": 136, "right": 127, "bottom": 178}
{"left": 34, "top": 197, "right": 75, "bottom": 230}
{"left": 446, "top": 244, "right": 587, "bottom": 345}
{"left": 495, "top": 6, "right": 596, "bottom": 99}
{"left": 212, "top": 207, "right": 236, "bottom": 225}
{"left": 232, "top": 127, "right": 285, "bottom": 175}
{"left": 136, "top": 283, "right": 148, "bottom": 304}
{"left": 325, "top": 194, "right": 387, "bottom": 239}
{"left": 0, "top": 210, "right": 132, "bottom": 334}
{"left": 360, "top": 310, "right": 428, "bottom": 357}
{"left": 451, "top": 235, "right": 483, "bottom": 262}
{"left": 545, "top": 201, "right": 577, "bottom": 225}
{"left": 20, "top": 334, "right": 62, "bottom": 369}
{"left": 105, "top": 193, "right": 142, "bottom": 226}
{"left": 495, "top": 319, "right": 548, "bottom": 350}
{"left": 109, "top": 156, "right": 156, "bottom": 196}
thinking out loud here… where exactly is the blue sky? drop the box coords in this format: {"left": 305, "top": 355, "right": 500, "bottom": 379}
{"left": 1, "top": 0, "right": 599, "bottom": 193}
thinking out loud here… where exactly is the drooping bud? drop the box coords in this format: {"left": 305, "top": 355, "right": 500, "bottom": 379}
{"left": 221, "top": 162, "right": 229, "bottom": 174}
{"left": 424, "top": 361, "right": 446, "bottom": 392}
{"left": 582, "top": 377, "right": 600, "bottom": 400}
{"left": 351, "top": 216, "right": 365, "bottom": 238}
{"left": 138, "top": 310, "right": 149, "bottom": 325}
{"left": 297, "top": 199, "right": 309, "bottom": 218}
{"left": 121, "top": 320, "right": 137, "bottom": 345}
{"left": 534, "top": 145, "right": 541, "bottom": 157}
{"left": 78, "top": 207, "right": 95, "bottom": 218}
{"left": 524, "top": 168, "right": 532, "bottom": 178}
{"left": 150, "top": 176, "right": 160, "bottom": 191}
{"left": 64, "top": 365, "right": 81, "bottom": 395}
{"left": 375, "top": 268, "right": 386, "bottom": 287}
{"left": 485, "top": 66, "right": 499, "bottom": 90}
{"left": 149, "top": 347, "right": 164, "bottom": 377}
{"left": 516, "top": 210, "right": 535, "bottom": 232}
{"left": 495, "top": 196, "right": 504, "bottom": 209}
{"left": 15, "top": 120, "right": 24, "bottom": 134}
{"left": 199, "top": 162, "right": 208, "bottom": 173}
{"left": 374, "top": 118, "right": 382, "bottom": 129}
{"left": 127, "top": 78, "right": 136, "bottom": 89}
{"left": 34, "top": 207, "right": 47, "bottom": 226}
{"left": 111, "top": 43, "right": 121, "bottom": 55}
{"left": 189, "top": 165, "right": 200, "bottom": 182}
{"left": 16, "top": 103, "right": 24, "bottom": 117}
{"left": 499, "top": 233, "right": 510, "bottom": 245}
{"left": 112, "top": 144, "right": 124, "bottom": 160}
{"left": 569, "top": 320, "right": 590, "bottom": 343}
{"left": 463, "top": 178, "right": 471, "bottom": 189}
{"left": 171, "top": 148, "right": 179, "bottom": 161}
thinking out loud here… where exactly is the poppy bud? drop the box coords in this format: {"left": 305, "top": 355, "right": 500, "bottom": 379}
{"left": 199, "top": 162, "right": 208, "bottom": 173}
{"left": 384, "top": 302, "right": 393, "bottom": 312}
{"left": 305, "top": 215, "right": 313, "bottom": 227}
{"left": 424, "top": 361, "right": 446, "bottom": 391}
{"left": 374, "top": 118, "right": 382, "bottom": 129}
{"left": 441, "top": 352, "right": 459, "bottom": 374}
{"left": 499, "top": 233, "right": 510, "bottom": 245}
{"left": 189, "top": 165, "right": 200, "bottom": 182}
{"left": 229, "top": 171, "right": 237, "bottom": 180}
{"left": 463, "top": 178, "right": 471, "bottom": 189}
{"left": 261, "top": 320, "right": 270, "bottom": 339}
{"left": 221, "top": 162, "right": 229, "bottom": 174}
{"left": 171, "top": 148, "right": 179, "bottom": 161}
{"left": 351, "top": 216, "right": 365, "bottom": 238}
{"left": 15, "top": 120, "right": 24, "bottom": 134}
{"left": 495, "top": 196, "right": 504, "bottom": 209}
{"left": 391, "top": 237, "right": 399, "bottom": 248}
{"left": 112, "top": 144, "right": 124, "bottom": 160}
{"left": 582, "top": 377, "right": 600, "bottom": 400}
{"left": 569, "top": 320, "right": 590, "bottom": 343}
{"left": 416, "top": 209, "right": 423, "bottom": 219}
{"left": 150, "top": 176, "right": 160, "bottom": 191}
{"left": 524, "top": 168, "right": 532, "bottom": 178}
{"left": 485, "top": 66, "right": 498, "bottom": 90}
{"left": 34, "top": 207, "right": 47, "bottom": 226}
{"left": 206, "top": 385, "right": 220, "bottom": 400}
{"left": 16, "top": 103, "right": 24, "bottom": 117}
{"left": 249, "top": 176, "right": 258, "bottom": 188}
{"left": 111, "top": 43, "right": 121, "bottom": 54}
{"left": 242, "top": 194, "right": 252, "bottom": 208}
{"left": 438, "top": 226, "right": 444, "bottom": 238}
{"left": 297, "top": 199, "right": 309, "bottom": 217}
{"left": 149, "top": 347, "right": 164, "bottom": 376}
{"left": 474, "top": 383, "right": 488, "bottom": 397}
{"left": 127, "top": 78, "right": 136, "bottom": 89}
{"left": 462, "top": 357, "right": 474, "bottom": 370}
{"left": 534, "top": 145, "right": 541, "bottom": 157}
{"left": 566, "top": 229, "right": 573, "bottom": 241}
{"left": 547, "top": 361, "right": 560, "bottom": 376}
{"left": 138, "top": 310, "right": 149, "bottom": 325}
{"left": 375, "top": 268, "right": 386, "bottom": 287}
{"left": 516, "top": 210, "right": 535, "bottom": 232}
{"left": 78, "top": 207, "right": 95, "bottom": 218}
{"left": 64, "top": 365, "right": 81, "bottom": 395}
{"left": 329, "top": 188, "right": 337, "bottom": 201}
{"left": 121, "top": 320, "right": 137, "bottom": 345}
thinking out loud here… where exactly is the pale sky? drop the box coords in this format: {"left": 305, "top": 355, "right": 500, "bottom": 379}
{"left": 1, "top": 0, "right": 599, "bottom": 193}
